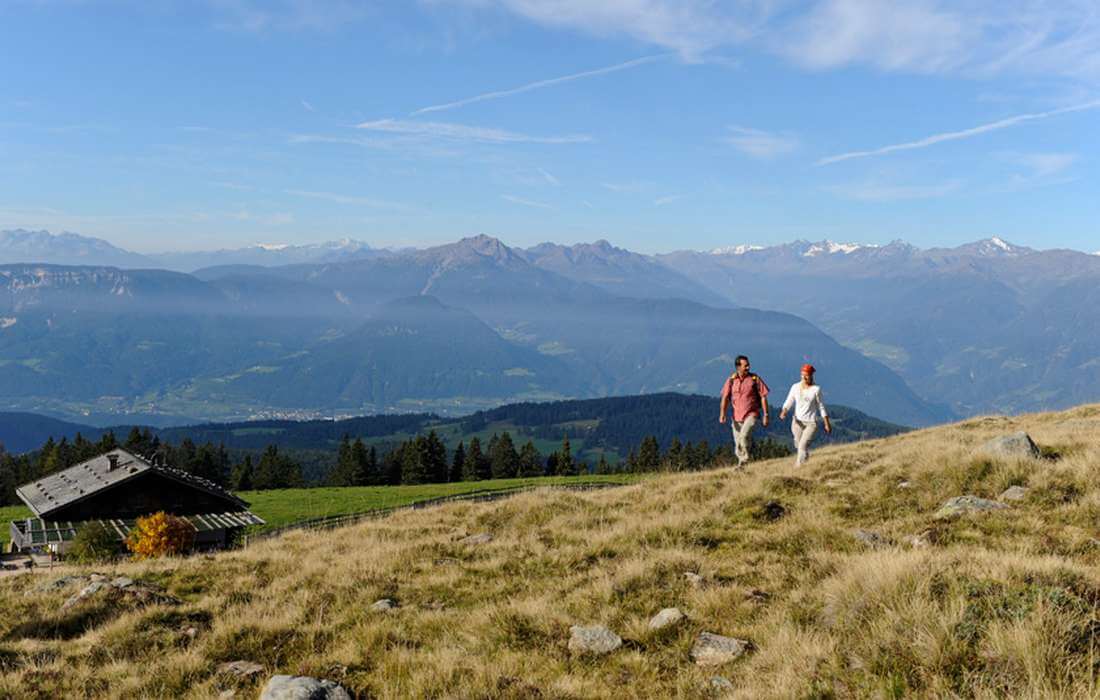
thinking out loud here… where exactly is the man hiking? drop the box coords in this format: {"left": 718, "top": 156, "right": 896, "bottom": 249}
{"left": 718, "top": 355, "right": 770, "bottom": 468}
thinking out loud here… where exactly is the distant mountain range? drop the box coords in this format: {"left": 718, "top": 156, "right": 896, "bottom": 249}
{"left": 0, "top": 233, "right": 948, "bottom": 427}
{"left": 2, "top": 228, "right": 1097, "bottom": 420}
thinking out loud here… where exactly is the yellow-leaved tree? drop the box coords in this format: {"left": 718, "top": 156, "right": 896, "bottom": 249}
{"left": 125, "top": 512, "right": 195, "bottom": 558}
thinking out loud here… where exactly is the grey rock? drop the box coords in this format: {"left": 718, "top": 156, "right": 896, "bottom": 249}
{"left": 711, "top": 675, "right": 735, "bottom": 691}
{"left": 648, "top": 607, "right": 685, "bottom": 630}
{"left": 110, "top": 576, "right": 134, "bottom": 589}
{"left": 370, "top": 598, "right": 397, "bottom": 612}
{"left": 999, "top": 485, "right": 1030, "bottom": 502}
{"left": 27, "top": 575, "right": 88, "bottom": 596}
{"left": 259, "top": 675, "right": 352, "bottom": 700}
{"left": 89, "top": 573, "right": 108, "bottom": 582}
{"left": 935, "top": 495, "right": 1009, "bottom": 519}
{"left": 684, "top": 572, "right": 704, "bottom": 588}
{"left": 61, "top": 579, "right": 179, "bottom": 610}
{"left": 459, "top": 533, "right": 493, "bottom": 545}
{"left": 980, "top": 432, "right": 1041, "bottom": 460}
{"left": 692, "top": 632, "right": 750, "bottom": 666}
{"left": 905, "top": 530, "right": 933, "bottom": 548}
{"left": 218, "top": 660, "right": 264, "bottom": 679}
{"left": 897, "top": 480, "right": 912, "bottom": 489}
{"left": 852, "top": 529, "right": 893, "bottom": 548}
{"left": 568, "top": 624, "right": 622, "bottom": 655}
{"left": 62, "top": 581, "right": 107, "bottom": 610}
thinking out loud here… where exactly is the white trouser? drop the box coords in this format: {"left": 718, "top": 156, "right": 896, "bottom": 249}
{"left": 792, "top": 419, "right": 818, "bottom": 466}
{"left": 731, "top": 414, "right": 757, "bottom": 465}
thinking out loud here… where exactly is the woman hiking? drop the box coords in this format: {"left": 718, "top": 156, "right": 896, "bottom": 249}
{"left": 779, "top": 364, "right": 831, "bottom": 466}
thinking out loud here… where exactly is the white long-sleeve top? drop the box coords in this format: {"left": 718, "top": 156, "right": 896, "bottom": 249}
{"left": 782, "top": 382, "right": 828, "bottom": 423}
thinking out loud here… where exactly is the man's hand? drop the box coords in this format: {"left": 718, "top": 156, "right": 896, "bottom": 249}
{"left": 762, "top": 414, "right": 769, "bottom": 427}
{"left": 718, "top": 414, "right": 726, "bottom": 424}
{"left": 823, "top": 418, "right": 832, "bottom": 434}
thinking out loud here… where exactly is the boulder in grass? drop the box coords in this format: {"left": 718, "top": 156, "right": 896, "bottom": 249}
{"left": 370, "top": 598, "right": 397, "bottom": 612}
{"left": 568, "top": 625, "right": 622, "bottom": 655}
{"left": 852, "top": 529, "right": 893, "bottom": 549}
{"left": 259, "top": 675, "right": 352, "bottom": 700}
{"left": 648, "top": 607, "right": 685, "bottom": 631}
{"left": 691, "top": 632, "right": 750, "bottom": 666}
{"left": 980, "top": 432, "right": 1041, "bottom": 460}
{"left": 684, "top": 572, "right": 704, "bottom": 588}
{"left": 459, "top": 533, "right": 493, "bottom": 545}
{"left": 935, "top": 495, "right": 1009, "bottom": 519}
{"left": 218, "top": 660, "right": 264, "bottom": 680}
{"left": 711, "top": 676, "right": 735, "bottom": 691}
{"left": 999, "top": 485, "right": 1030, "bottom": 502}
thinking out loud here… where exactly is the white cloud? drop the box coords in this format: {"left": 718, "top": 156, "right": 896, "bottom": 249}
{"left": 654, "top": 194, "right": 685, "bottom": 206}
{"left": 355, "top": 119, "right": 591, "bottom": 144}
{"left": 285, "top": 189, "right": 406, "bottom": 209}
{"left": 723, "top": 125, "right": 798, "bottom": 159}
{"left": 412, "top": 54, "right": 666, "bottom": 115}
{"left": 537, "top": 168, "right": 560, "bottom": 186}
{"left": 431, "top": 0, "right": 760, "bottom": 60}
{"left": 818, "top": 100, "right": 1100, "bottom": 165}
{"left": 823, "top": 179, "right": 963, "bottom": 201}
{"left": 301, "top": 99, "right": 316, "bottom": 112}
{"left": 1001, "top": 152, "right": 1077, "bottom": 178}
{"left": 601, "top": 181, "right": 649, "bottom": 193}
{"left": 502, "top": 194, "right": 552, "bottom": 209}
{"left": 436, "top": 1, "right": 1100, "bottom": 80}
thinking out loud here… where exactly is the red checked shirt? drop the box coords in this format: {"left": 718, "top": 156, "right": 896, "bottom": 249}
{"left": 721, "top": 373, "right": 770, "bottom": 422}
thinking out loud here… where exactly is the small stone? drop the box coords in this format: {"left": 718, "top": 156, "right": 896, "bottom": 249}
{"left": 568, "top": 625, "right": 622, "bottom": 655}
{"left": 684, "top": 572, "right": 704, "bottom": 588}
{"left": 110, "top": 576, "right": 134, "bottom": 589}
{"left": 745, "top": 589, "right": 770, "bottom": 603}
{"left": 370, "top": 598, "right": 397, "bottom": 612}
{"left": 759, "top": 500, "right": 786, "bottom": 521}
{"left": 89, "top": 573, "right": 108, "bottom": 582}
{"left": 217, "top": 660, "right": 264, "bottom": 679}
{"left": 935, "top": 495, "right": 1009, "bottom": 519}
{"left": 259, "top": 675, "right": 352, "bottom": 700}
{"left": 459, "top": 533, "right": 493, "bottom": 545}
{"left": 219, "top": 691, "right": 237, "bottom": 700}
{"left": 905, "top": 531, "right": 933, "bottom": 548}
{"left": 897, "top": 480, "right": 912, "bottom": 489}
{"left": 852, "top": 529, "right": 892, "bottom": 549}
{"left": 999, "top": 485, "right": 1029, "bottom": 502}
{"left": 980, "top": 432, "right": 1041, "bottom": 460}
{"left": 648, "top": 607, "right": 685, "bottom": 630}
{"left": 691, "top": 632, "right": 750, "bottom": 666}
{"left": 711, "top": 675, "right": 735, "bottom": 691}
{"left": 62, "top": 581, "right": 107, "bottom": 610}
{"left": 183, "top": 626, "right": 198, "bottom": 639}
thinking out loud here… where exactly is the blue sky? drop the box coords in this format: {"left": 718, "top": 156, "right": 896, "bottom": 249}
{"left": 1, "top": 0, "right": 1098, "bottom": 254}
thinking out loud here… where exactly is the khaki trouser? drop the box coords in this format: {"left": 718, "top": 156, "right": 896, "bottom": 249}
{"left": 731, "top": 414, "right": 757, "bottom": 465}
{"left": 792, "top": 419, "right": 818, "bottom": 466}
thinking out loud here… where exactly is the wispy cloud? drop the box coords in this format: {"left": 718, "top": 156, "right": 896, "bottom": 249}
{"left": 1001, "top": 151, "right": 1077, "bottom": 178}
{"left": 537, "top": 168, "right": 560, "bottom": 186}
{"left": 823, "top": 179, "right": 964, "bottom": 201}
{"left": 818, "top": 99, "right": 1100, "bottom": 165}
{"left": 412, "top": 54, "right": 666, "bottom": 115}
{"left": 723, "top": 125, "right": 798, "bottom": 159}
{"left": 502, "top": 194, "right": 552, "bottom": 209}
{"left": 285, "top": 189, "right": 406, "bottom": 209}
{"left": 355, "top": 119, "right": 591, "bottom": 144}
{"left": 601, "top": 181, "right": 649, "bottom": 194}
{"left": 654, "top": 194, "right": 686, "bottom": 206}
{"left": 301, "top": 99, "right": 316, "bottom": 112}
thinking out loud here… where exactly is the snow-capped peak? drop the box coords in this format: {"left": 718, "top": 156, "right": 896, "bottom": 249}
{"left": 802, "top": 240, "right": 875, "bottom": 257}
{"left": 989, "top": 236, "right": 1012, "bottom": 251}
{"left": 255, "top": 243, "right": 290, "bottom": 251}
{"left": 711, "top": 244, "right": 764, "bottom": 255}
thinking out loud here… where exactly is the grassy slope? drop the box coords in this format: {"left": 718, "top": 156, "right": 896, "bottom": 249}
{"left": 0, "top": 475, "right": 638, "bottom": 547}
{"left": 3, "top": 405, "right": 1100, "bottom": 698}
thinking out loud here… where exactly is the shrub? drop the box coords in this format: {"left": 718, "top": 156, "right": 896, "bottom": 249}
{"left": 126, "top": 512, "right": 195, "bottom": 559}
{"left": 68, "top": 521, "right": 121, "bottom": 563}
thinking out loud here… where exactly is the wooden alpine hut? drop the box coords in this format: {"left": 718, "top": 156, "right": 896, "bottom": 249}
{"left": 8, "top": 448, "right": 264, "bottom": 555}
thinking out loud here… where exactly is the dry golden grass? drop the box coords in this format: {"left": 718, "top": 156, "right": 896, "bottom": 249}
{"left": 3, "top": 405, "right": 1100, "bottom": 698}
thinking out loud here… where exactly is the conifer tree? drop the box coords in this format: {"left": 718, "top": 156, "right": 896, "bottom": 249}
{"left": 636, "top": 435, "right": 661, "bottom": 472}
{"left": 350, "top": 438, "right": 374, "bottom": 486}
{"left": 517, "top": 440, "right": 543, "bottom": 477}
{"left": 489, "top": 431, "right": 519, "bottom": 479}
{"left": 555, "top": 435, "right": 576, "bottom": 476}
{"left": 595, "top": 453, "right": 612, "bottom": 474}
{"left": 231, "top": 455, "right": 254, "bottom": 491}
{"left": 665, "top": 437, "right": 683, "bottom": 471}
{"left": 329, "top": 435, "right": 355, "bottom": 486}
{"left": 426, "top": 431, "right": 449, "bottom": 483}
{"left": 450, "top": 441, "right": 466, "bottom": 482}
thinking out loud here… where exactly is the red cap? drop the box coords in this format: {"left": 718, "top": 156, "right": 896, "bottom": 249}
{"left": 801, "top": 364, "right": 816, "bottom": 374}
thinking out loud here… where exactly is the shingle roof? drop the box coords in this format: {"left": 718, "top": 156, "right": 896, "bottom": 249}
{"left": 15, "top": 448, "right": 248, "bottom": 518}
